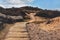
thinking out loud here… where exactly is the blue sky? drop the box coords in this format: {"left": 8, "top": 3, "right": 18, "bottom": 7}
{"left": 0, "top": 0, "right": 60, "bottom": 10}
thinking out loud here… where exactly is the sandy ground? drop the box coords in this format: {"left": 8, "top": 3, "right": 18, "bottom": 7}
{"left": 0, "top": 22, "right": 29, "bottom": 40}
{"left": 0, "top": 23, "right": 15, "bottom": 40}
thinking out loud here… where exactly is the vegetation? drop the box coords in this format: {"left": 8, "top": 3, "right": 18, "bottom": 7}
{"left": 0, "top": 6, "right": 60, "bottom": 30}
{"left": 0, "top": 6, "right": 60, "bottom": 40}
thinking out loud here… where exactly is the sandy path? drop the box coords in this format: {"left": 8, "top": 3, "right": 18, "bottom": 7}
{"left": 3, "top": 22, "right": 30, "bottom": 40}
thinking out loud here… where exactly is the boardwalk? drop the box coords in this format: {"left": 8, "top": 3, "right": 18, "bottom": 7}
{"left": 4, "top": 22, "right": 30, "bottom": 40}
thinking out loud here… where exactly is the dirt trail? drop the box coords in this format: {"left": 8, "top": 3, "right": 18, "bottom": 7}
{"left": 3, "top": 22, "right": 30, "bottom": 40}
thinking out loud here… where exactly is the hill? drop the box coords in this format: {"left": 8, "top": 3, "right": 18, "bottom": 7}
{"left": 0, "top": 6, "right": 60, "bottom": 40}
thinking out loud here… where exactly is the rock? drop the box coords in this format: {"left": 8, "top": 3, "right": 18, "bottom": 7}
{"left": 0, "top": 13, "right": 6, "bottom": 18}
{"left": 0, "top": 19, "right": 4, "bottom": 31}
{"left": 0, "top": 13, "right": 24, "bottom": 23}
{"left": 7, "top": 15, "right": 23, "bottom": 20}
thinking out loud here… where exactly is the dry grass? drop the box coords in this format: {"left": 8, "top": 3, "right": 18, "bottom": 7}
{"left": 38, "top": 17, "right": 60, "bottom": 32}
{"left": 26, "top": 17, "right": 60, "bottom": 40}
{"left": 0, "top": 16, "right": 60, "bottom": 40}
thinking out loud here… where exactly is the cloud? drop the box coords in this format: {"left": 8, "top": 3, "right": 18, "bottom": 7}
{"left": 7, "top": 0, "right": 34, "bottom": 4}
{"left": 0, "top": 0, "right": 34, "bottom": 8}
{"left": 27, "top": 0, "right": 34, "bottom": 2}
{"left": 0, "top": 4, "right": 5, "bottom": 8}
{"left": 6, "top": 0, "right": 24, "bottom": 5}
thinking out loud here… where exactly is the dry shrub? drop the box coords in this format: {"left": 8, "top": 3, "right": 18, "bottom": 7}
{"left": 26, "top": 17, "right": 60, "bottom": 40}
{"left": 39, "top": 17, "right": 60, "bottom": 31}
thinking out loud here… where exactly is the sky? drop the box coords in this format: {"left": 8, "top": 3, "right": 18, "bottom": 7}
{"left": 0, "top": 0, "right": 60, "bottom": 10}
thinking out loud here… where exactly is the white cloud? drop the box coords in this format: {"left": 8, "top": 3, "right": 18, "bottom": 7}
{"left": 27, "top": 0, "right": 34, "bottom": 2}
{"left": 0, "top": 0, "right": 34, "bottom": 8}
{"left": 7, "top": 0, "right": 34, "bottom": 4}
{"left": 6, "top": 0, "right": 24, "bottom": 5}
{"left": 0, "top": 4, "right": 5, "bottom": 8}
{"left": 5, "top": 4, "right": 28, "bottom": 8}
